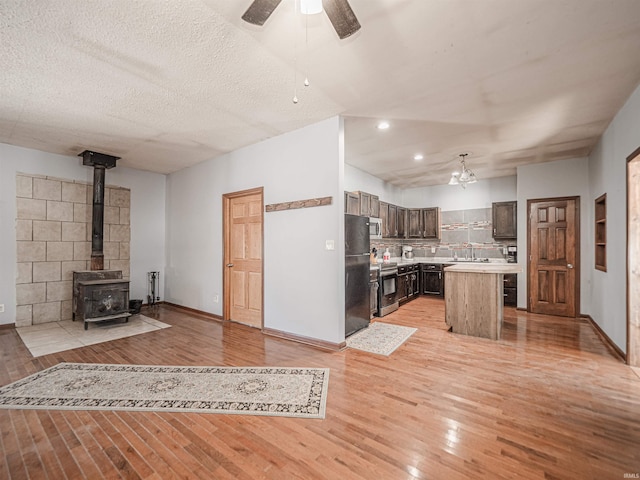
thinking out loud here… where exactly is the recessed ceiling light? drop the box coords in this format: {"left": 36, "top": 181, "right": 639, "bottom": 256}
{"left": 376, "top": 121, "right": 390, "bottom": 130}
{"left": 413, "top": 154, "right": 423, "bottom": 161}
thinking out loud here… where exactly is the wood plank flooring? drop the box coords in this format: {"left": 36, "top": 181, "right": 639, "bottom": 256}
{"left": 1, "top": 297, "right": 639, "bottom": 479}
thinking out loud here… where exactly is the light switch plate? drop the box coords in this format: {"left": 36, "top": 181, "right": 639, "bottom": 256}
{"left": 0, "top": 304, "right": 4, "bottom": 313}
{"left": 325, "top": 240, "right": 335, "bottom": 250}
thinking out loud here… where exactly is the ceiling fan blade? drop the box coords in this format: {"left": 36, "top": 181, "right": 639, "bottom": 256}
{"left": 322, "top": 0, "right": 361, "bottom": 39}
{"left": 241, "top": 0, "right": 283, "bottom": 26}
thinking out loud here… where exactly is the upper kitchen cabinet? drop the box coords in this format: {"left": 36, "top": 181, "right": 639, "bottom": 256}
{"left": 388, "top": 204, "right": 398, "bottom": 237}
{"left": 422, "top": 207, "right": 441, "bottom": 239}
{"left": 407, "top": 209, "right": 422, "bottom": 238}
{"left": 379, "top": 201, "right": 389, "bottom": 237}
{"left": 379, "top": 202, "right": 400, "bottom": 237}
{"left": 492, "top": 201, "right": 517, "bottom": 239}
{"left": 407, "top": 207, "right": 440, "bottom": 239}
{"left": 345, "top": 191, "right": 360, "bottom": 215}
{"left": 397, "top": 207, "right": 407, "bottom": 238}
{"left": 358, "top": 191, "right": 380, "bottom": 218}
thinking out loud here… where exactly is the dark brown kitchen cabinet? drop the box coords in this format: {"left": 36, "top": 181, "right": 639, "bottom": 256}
{"left": 396, "top": 207, "right": 406, "bottom": 238}
{"left": 379, "top": 202, "right": 389, "bottom": 237}
{"left": 388, "top": 204, "right": 398, "bottom": 237}
{"left": 503, "top": 273, "right": 517, "bottom": 306}
{"left": 398, "top": 264, "right": 419, "bottom": 304}
{"left": 421, "top": 263, "right": 443, "bottom": 296}
{"left": 492, "top": 201, "right": 517, "bottom": 239}
{"left": 422, "top": 207, "right": 441, "bottom": 239}
{"left": 345, "top": 191, "right": 360, "bottom": 215}
{"left": 358, "top": 191, "right": 380, "bottom": 218}
{"left": 407, "top": 207, "right": 440, "bottom": 239}
{"left": 408, "top": 209, "right": 422, "bottom": 238}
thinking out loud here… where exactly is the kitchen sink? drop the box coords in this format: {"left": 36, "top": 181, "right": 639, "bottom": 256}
{"left": 451, "top": 258, "right": 490, "bottom": 263}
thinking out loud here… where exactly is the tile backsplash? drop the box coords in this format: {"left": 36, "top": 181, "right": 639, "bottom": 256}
{"left": 372, "top": 207, "right": 516, "bottom": 260}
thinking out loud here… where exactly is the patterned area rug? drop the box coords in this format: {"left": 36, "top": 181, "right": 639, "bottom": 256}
{"left": 346, "top": 322, "right": 417, "bottom": 356}
{"left": 0, "top": 363, "right": 329, "bottom": 418}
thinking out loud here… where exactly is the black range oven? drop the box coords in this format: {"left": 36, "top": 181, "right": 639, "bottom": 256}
{"left": 378, "top": 262, "right": 399, "bottom": 316}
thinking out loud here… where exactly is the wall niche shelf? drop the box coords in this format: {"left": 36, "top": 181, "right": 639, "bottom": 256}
{"left": 595, "top": 193, "right": 606, "bottom": 271}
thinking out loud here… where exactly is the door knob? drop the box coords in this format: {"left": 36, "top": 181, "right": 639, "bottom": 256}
{"left": 567, "top": 263, "right": 574, "bottom": 269}
{"left": 226, "top": 263, "right": 234, "bottom": 267}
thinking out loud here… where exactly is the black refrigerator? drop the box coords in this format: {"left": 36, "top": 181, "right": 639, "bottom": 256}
{"left": 345, "top": 214, "right": 371, "bottom": 337}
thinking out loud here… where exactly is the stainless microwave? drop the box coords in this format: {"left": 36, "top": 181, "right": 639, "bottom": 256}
{"left": 369, "top": 217, "right": 382, "bottom": 239}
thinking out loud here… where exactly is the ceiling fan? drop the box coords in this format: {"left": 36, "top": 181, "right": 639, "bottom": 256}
{"left": 241, "top": 0, "right": 361, "bottom": 40}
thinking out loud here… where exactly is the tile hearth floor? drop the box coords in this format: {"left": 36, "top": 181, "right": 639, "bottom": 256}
{"left": 17, "top": 314, "right": 171, "bottom": 357}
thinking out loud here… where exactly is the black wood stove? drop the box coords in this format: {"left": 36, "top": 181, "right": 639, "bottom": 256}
{"left": 72, "top": 270, "right": 131, "bottom": 330}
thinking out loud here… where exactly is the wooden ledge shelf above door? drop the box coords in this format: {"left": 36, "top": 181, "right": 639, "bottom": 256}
{"left": 265, "top": 196, "right": 332, "bottom": 212}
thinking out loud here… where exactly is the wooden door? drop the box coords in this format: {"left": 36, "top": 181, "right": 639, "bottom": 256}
{"left": 223, "top": 188, "right": 263, "bottom": 328}
{"left": 628, "top": 147, "right": 640, "bottom": 366}
{"left": 528, "top": 197, "right": 579, "bottom": 317}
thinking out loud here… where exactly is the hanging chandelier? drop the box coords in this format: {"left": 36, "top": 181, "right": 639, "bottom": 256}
{"left": 448, "top": 153, "right": 477, "bottom": 188}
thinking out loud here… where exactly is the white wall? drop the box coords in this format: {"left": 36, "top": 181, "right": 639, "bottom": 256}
{"left": 588, "top": 82, "right": 640, "bottom": 353}
{"left": 0, "top": 143, "right": 166, "bottom": 325}
{"left": 344, "top": 164, "right": 403, "bottom": 205}
{"left": 402, "top": 176, "right": 517, "bottom": 210}
{"left": 516, "top": 157, "right": 591, "bottom": 312}
{"left": 165, "top": 116, "right": 345, "bottom": 344}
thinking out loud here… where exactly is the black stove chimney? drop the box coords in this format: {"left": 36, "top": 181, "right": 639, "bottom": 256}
{"left": 80, "top": 150, "right": 120, "bottom": 271}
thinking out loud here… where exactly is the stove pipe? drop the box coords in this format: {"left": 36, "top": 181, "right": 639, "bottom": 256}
{"left": 80, "top": 150, "right": 120, "bottom": 270}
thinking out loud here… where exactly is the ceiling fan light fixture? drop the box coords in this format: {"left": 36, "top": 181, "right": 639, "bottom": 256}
{"left": 300, "top": 0, "right": 323, "bottom": 14}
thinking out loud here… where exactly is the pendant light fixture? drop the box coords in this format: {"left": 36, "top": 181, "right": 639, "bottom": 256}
{"left": 448, "top": 153, "right": 477, "bottom": 188}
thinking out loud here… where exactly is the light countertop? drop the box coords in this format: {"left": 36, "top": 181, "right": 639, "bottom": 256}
{"left": 444, "top": 263, "right": 522, "bottom": 274}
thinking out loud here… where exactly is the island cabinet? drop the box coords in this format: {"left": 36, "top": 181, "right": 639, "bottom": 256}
{"left": 492, "top": 201, "right": 517, "bottom": 239}
{"left": 407, "top": 207, "right": 441, "bottom": 239}
{"left": 444, "top": 263, "right": 522, "bottom": 340}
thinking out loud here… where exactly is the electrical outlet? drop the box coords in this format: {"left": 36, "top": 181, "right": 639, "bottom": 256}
{"left": 431, "top": 246, "right": 436, "bottom": 254}
{"left": 325, "top": 240, "right": 335, "bottom": 251}
{"left": 213, "top": 295, "right": 219, "bottom": 303}
{"left": 0, "top": 304, "right": 4, "bottom": 313}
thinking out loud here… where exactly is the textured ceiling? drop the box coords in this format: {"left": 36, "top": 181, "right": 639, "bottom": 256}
{"left": 2, "top": 0, "right": 640, "bottom": 187}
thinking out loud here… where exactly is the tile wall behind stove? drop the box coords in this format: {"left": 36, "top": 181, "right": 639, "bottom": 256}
{"left": 15, "top": 173, "right": 131, "bottom": 326}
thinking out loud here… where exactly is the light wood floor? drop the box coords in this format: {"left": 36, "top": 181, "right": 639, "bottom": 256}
{"left": 1, "top": 297, "right": 639, "bottom": 479}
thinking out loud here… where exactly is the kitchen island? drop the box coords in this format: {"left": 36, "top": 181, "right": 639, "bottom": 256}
{"left": 444, "top": 263, "right": 522, "bottom": 339}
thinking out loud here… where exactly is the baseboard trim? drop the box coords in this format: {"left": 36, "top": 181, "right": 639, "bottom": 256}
{"left": 0, "top": 323, "right": 15, "bottom": 330}
{"left": 162, "top": 302, "right": 223, "bottom": 322}
{"left": 581, "top": 313, "right": 626, "bottom": 363}
{"left": 263, "top": 327, "right": 346, "bottom": 352}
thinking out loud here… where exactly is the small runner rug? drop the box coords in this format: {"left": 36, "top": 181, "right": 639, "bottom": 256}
{"left": 0, "top": 363, "right": 329, "bottom": 418}
{"left": 346, "top": 322, "right": 417, "bottom": 356}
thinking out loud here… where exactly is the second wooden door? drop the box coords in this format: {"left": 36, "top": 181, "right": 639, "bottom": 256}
{"left": 528, "top": 197, "right": 579, "bottom": 317}
{"left": 224, "top": 188, "right": 263, "bottom": 328}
